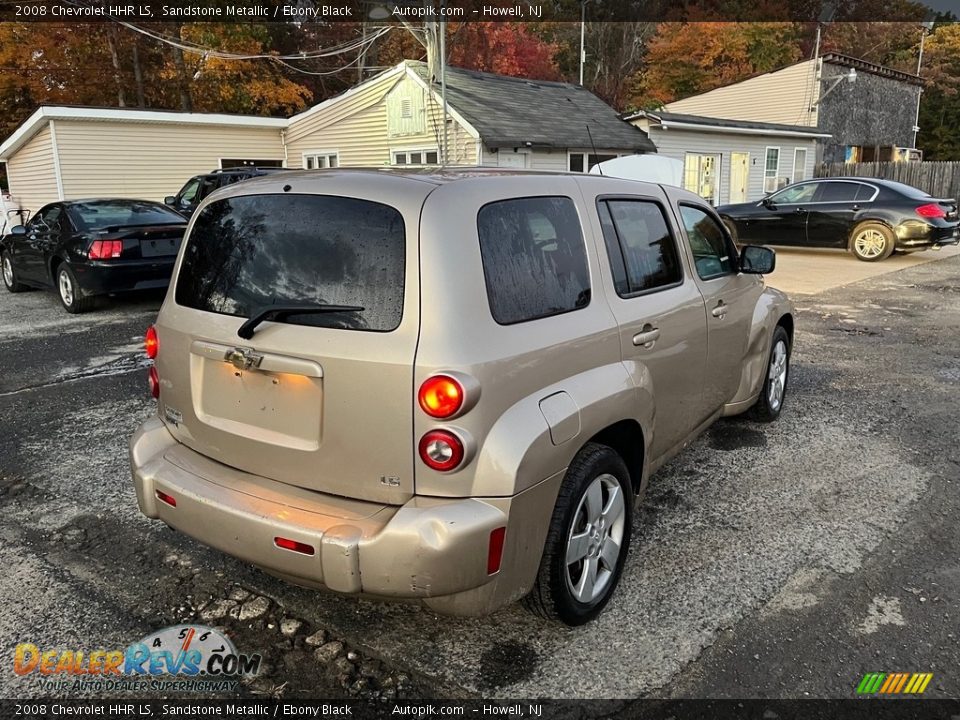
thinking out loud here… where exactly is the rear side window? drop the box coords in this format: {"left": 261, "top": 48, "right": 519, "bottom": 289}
{"left": 477, "top": 196, "right": 590, "bottom": 325}
{"left": 598, "top": 199, "right": 682, "bottom": 296}
{"left": 176, "top": 194, "right": 405, "bottom": 332}
{"left": 816, "top": 182, "right": 861, "bottom": 202}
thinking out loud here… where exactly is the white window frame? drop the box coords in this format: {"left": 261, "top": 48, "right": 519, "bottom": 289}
{"left": 567, "top": 150, "right": 626, "bottom": 173}
{"left": 391, "top": 147, "right": 440, "bottom": 166}
{"left": 683, "top": 152, "right": 722, "bottom": 205}
{"left": 792, "top": 147, "right": 808, "bottom": 184}
{"left": 302, "top": 150, "right": 340, "bottom": 170}
{"left": 764, "top": 146, "right": 781, "bottom": 193}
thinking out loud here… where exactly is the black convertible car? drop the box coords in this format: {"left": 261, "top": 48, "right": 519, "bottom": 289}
{"left": 1, "top": 199, "right": 187, "bottom": 313}
{"left": 718, "top": 178, "right": 959, "bottom": 262}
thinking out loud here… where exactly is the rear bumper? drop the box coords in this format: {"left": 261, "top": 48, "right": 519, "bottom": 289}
{"left": 73, "top": 259, "right": 175, "bottom": 296}
{"left": 894, "top": 221, "right": 960, "bottom": 250}
{"left": 130, "top": 417, "right": 558, "bottom": 615}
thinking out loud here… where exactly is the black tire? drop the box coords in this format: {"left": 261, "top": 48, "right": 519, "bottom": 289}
{"left": 849, "top": 222, "right": 895, "bottom": 262}
{"left": 749, "top": 325, "right": 790, "bottom": 422}
{"left": 55, "top": 263, "right": 93, "bottom": 313}
{"left": 2, "top": 250, "right": 27, "bottom": 292}
{"left": 524, "top": 443, "right": 633, "bottom": 626}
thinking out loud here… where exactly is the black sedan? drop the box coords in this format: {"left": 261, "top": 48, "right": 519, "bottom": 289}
{"left": 718, "top": 178, "right": 959, "bottom": 262}
{"left": 1, "top": 199, "right": 187, "bottom": 313}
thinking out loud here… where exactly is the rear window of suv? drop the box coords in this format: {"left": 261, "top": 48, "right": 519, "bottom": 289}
{"left": 477, "top": 196, "right": 590, "bottom": 325}
{"left": 175, "top": 194, "right": 405, "bottom": 332}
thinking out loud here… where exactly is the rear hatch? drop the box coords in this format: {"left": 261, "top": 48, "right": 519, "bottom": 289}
{"left": 156, "top": 189, "right": 420, "bottom": 505}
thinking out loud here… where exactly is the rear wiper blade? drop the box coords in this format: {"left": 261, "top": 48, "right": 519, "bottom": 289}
{"left": 237, "top": 304, "right": 364, "bottom": 339}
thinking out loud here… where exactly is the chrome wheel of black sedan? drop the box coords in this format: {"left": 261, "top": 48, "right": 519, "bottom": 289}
{"left": 718, "top": 178, "right": 959, "bottom": 262}
{"left": 0, "top": 199, "right": 186, "bottom": 312}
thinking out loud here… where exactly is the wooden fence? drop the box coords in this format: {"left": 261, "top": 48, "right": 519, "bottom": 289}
{"left": 816, "top": 161, "right": 960, "bottom": 203}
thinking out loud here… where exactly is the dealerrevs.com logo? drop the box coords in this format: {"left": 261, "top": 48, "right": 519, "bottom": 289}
{"left": 14, "top": 625, "right": 262, "bottom": 693}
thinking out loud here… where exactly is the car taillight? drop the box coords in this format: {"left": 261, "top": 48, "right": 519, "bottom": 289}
{"left": 418, "top": 429, "right": 464, "bottom": 472}
{"left": 418, "top": 375, "right": 464, "bottom": 418}
{"left": 88, "top": 239, "right": 123, "bottom": 259}
{"left": 145, "top": 325, "right": 158, "bottom": 359}
{"left": 148, "top": 366, "right": 160, "bottom": 399}
{"left": 916, "top": 203, "right": 947, "bottom": 219}
{"left": 274, "top": 537, "right": 315, "bottom": 555}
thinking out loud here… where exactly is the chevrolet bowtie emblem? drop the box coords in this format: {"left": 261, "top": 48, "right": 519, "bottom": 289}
{"left": 224, "top": 348, "right": 263, "bottom": 371}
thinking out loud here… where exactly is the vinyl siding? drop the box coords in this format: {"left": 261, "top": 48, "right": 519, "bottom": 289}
{"left": 478, "top": 146, "right": 632, "bottom": 171}
{"left": 54, "top": 120, "right": 284, "bottom": 202}
{"left": 666, "top": 59, "right": 820, "bottom": 128}
{"left": 646, "top": 127, "right": 819, "bottom": 205}
{"left": 6, "top": 125, "right": 58, "bottom": 212}
{"left": 286, "top": 70, "right": 478, "bottom": 168}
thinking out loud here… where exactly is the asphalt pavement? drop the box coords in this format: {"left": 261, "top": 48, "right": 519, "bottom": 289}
{"left": 0, "top": 251, "right": 957, "bottom": 700}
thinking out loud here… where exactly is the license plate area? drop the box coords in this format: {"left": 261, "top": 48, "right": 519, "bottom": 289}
{"left": 141, "top": 238, "right": 180, "bottom": 257}
{"left": 191, "top": 353, "right": 322, "bottom": 451}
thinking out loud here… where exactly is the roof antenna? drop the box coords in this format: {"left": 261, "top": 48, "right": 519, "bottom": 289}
{"left": 586, "top": 125, "right": 603, "bottom": 175}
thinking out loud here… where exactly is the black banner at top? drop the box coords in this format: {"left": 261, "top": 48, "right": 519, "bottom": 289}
{"left": 0, "top": 0, "right": 958, "bottom": 23}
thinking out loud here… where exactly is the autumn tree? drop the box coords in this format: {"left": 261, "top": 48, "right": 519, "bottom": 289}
{"left": 917, "top": 22, "right": 960, "bottom": 159}
{"left": 445, "top": 23, "right": 561, "bottom": 80}
{"left": 628, "top": 22, "right": 803, "bottom": 108}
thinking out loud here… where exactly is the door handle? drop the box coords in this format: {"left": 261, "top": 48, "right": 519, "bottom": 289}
{"left": 711, "top": 301, "right": 728, "bottom": 319}
{"left": 795, "top": 207, "right": 807, "bottom": 214}
{"left": 632, "top": 325, "right": 661, "bottom": 348}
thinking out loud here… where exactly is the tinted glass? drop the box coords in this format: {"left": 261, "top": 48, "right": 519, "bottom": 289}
{"left": 600, "top": 199, "right": 682, "bottom": 295}
{"left": 29, "top": 206, "right": 63, "bottom": 233}
{"left": 477, "top": 196, "right": 590, "bottom": 325}
{"left": 178, "top": 178, "right": 203, "bottom": 204}
{"left": 176, "top": 194, "right": 405, "bottom": 332}
{"left": 770, "top": 183, "right": 818, "bottom": 204}
{"left": 679, "top": 205, "right": 736, "bottom": 280}
{"left": 878, "top": 180, "right": 930, "bottom": 199}
{"left": 817, "top": 182, "right": 860, "bottom": 202}
{"left": 67, "top": 202, "right": 183, "bottom": 231}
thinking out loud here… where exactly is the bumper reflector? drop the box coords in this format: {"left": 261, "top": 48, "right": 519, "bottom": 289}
{"left": 487, "top": 526, "right": 506, "bottom": 575}
{"left": 274, "top": 537, "right": 315, "bottom": 556}
{"left": 156, "top": 490, "right": 176, "bottom": 507}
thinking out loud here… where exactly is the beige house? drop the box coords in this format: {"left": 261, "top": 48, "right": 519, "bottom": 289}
{"left": 0, "top": 107, "right": 286, "bottom": 213}
{"left": 1, "top": 60, "right": 652, "bottom": 217}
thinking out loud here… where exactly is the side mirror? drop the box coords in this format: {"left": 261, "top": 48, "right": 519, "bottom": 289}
{"left": 740, "top": 245, "right": 776, "bottom": 274}
{"left": 761, "top": 197, "right": 776, "bottom": 209}
{"left": 164, "top": 196, "right": 177, "bottom": 206}
{"left": 10, "top": 225, "right": 26, "bottom": 236}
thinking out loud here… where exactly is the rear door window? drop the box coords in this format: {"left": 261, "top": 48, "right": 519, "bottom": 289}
{"left": 175, "top": 194, "right": 406, "bottom": 332}
{"left": 477, "top": 196, "right": 590, "bottom": 325}
{"left": 816, "top": 182, "right": 860, "bottom": 203}
{"left": 598, "top": 199, "right": 683, "bottom": 296}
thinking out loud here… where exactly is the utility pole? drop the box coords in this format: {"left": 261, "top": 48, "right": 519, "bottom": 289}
{"left": 579, "top": 1, "right": 588, "bottom": 85}
{"left": 912, "top": 19, "right": 935, "bottom": 150}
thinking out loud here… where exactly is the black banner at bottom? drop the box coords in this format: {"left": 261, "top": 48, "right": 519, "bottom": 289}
{"left": 2, "top": 699, "right": 960, "bottom": 720}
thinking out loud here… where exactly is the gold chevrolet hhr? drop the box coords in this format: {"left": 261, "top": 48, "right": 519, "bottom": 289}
{"left": 130, "top": 169, "right": 794, "bottom": 625}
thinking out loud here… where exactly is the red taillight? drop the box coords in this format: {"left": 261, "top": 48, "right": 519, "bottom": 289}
{"left": 156, "top": 490, "right": 176, "bottom": 507}
{"left": 148, "top": 366, "right": 160, "bottom": 399}
{"left": 487, "top": 527, "right": 506, "bottom": 575}
{"left": 418, "top": 375, "right": 464, "bottom": 418}
{"left": 274, "top": 537, "right": 315, "bottom": 555}
{"left": 418, "top": 430, "right": 464, "bottom": 471}
{"left": 145, "top": 326, "right": 158, "bottom": 359}
{"left": 916, "top": 203, "right": 947, "bottom": 219}
{"left": 88, "top": 239, "right": 123, "bottom": 259}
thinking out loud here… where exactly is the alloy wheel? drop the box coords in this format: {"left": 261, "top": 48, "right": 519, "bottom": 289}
{"left": 564, "top": 473, "right": 626, "bottom": 604}
{"left": 767, "top": 339, "right": 788, "bottom": 411}
{"left": 58, "top": 269, "right": 74, "bottom": 307}
{"left": 2, "top": 256, "right": 13, "bottom": 287}
{"left": 854, "top": 229, "right": 887, "bottom": 259}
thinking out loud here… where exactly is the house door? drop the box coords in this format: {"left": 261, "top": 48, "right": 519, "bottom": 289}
{"left": 730, "top": 153, "right": 749, "bottom": 204}
{"left": 683, "top": 154, "right": 720, "bottom": 205}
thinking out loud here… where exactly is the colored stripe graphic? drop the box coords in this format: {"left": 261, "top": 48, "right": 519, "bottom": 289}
{"left": 856, "top": 672, "right": 933, "bottom": 694}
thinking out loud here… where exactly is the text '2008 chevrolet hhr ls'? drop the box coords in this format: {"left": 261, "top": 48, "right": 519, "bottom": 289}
{"left": 130, "top": 169, "right": 794, "bottom": 625}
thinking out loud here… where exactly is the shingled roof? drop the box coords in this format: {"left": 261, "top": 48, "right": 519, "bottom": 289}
{"left": 408, "top": 62, "right": 655, "bottom": 153}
